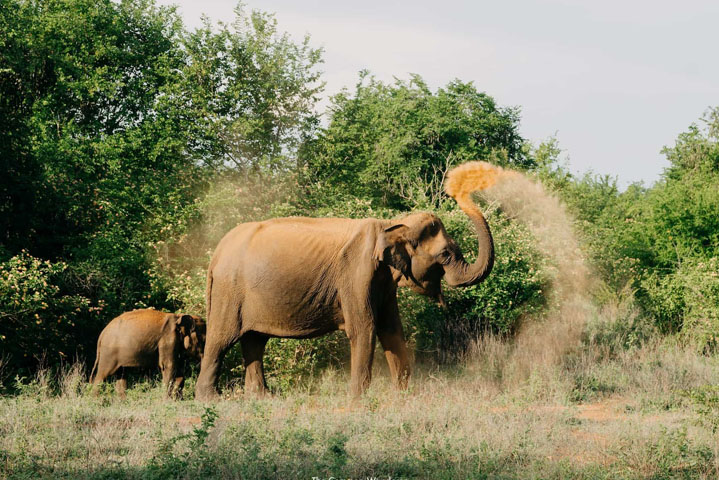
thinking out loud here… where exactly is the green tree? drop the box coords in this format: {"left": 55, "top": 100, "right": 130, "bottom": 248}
{"left": 302, "top": 73, "right": 530, "bottom": 209}
{"left": 0, "top": 0, "right": 200, "bottom": 369}
{"left": 179, "top": 5, "right": 323, "bottom": 173}
{"left": 0, "top": 0, "right": 323, "bottom": 370}
{"left": 542, "top": 109, "right": 719, "bottom": 343}
{"left": 627, "top": 109, "right": 719, "bottom": 337}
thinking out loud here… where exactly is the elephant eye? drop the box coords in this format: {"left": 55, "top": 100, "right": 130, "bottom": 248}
{"left": 437, "top": 249, "right": 452, "bottom": 265}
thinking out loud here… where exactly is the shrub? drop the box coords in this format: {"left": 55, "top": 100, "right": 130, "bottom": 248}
{"left": 0, "top": 253, "right": 101, "bottom": 372}
{"left": 648, "top": 257, "right": 719, "bottom": 352}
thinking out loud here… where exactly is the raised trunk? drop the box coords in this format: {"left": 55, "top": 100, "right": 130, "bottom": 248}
{"left": 443, "top": 198, "right": 495, "bottom": 288}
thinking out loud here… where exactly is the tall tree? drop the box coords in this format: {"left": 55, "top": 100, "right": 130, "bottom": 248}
{"left": 302, "top": 73, "right": 530, "bottom": 209}
{"left": 180, "top": 6, "right": 324, "bottom": 173}
{"left": 0, "top": 0, "right": 323, "bottom": 369}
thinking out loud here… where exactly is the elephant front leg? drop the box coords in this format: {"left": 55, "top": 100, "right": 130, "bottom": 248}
{"left": 377, "top": 298, "right": 410, "bottom": 390}
{"left": 159, "top": 340, "right": 182, "bottom": 399}
{"left": 347, "top": 329, "right": 376, "bottom": 397}
{"left": 167, "top": 358, "right": 186, "bottom": 400}
{"left": 377, "top": 329, "right": 410, "bottom": 390}
{"left": 160, "top": 362, "right": 176, "bottom": 399}
{"left": 170, "top": 376, "right": 185, "bottom": 400}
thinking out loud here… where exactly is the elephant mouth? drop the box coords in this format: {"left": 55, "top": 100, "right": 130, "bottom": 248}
{"left": 401, "top": 277, "right": 446, "bottom": 307}
{"left": 391, "top": 265, "right": 446, "bottom": 307}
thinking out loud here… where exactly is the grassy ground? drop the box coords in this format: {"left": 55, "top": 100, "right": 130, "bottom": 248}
{"left": 2, "top": 318, "right": 719, "bottom": 480}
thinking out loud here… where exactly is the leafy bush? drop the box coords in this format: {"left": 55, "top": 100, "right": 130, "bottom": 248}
{"left": 646, "top": 257, "right": 719, "bottom": 352}
{"left": 0, "top": 253, "right": 101, "bottom": 371}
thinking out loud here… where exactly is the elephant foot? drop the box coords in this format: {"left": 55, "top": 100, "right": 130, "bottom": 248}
{"left": 195, "top": 384, "right": 220, "bottom": 402}
{"left": 244, "top": 384, "right": 270, "bottom": 397}
{"left": 115, "top": 378, "right": 127, "bottom": 399}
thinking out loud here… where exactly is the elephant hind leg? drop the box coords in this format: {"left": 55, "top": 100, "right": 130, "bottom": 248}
{"left": 196, "top": 293, "right": 242, "bottom": 401}
{"left": 241, "top": 332, "right": 269, "bottom": 395}
{"left": 91, "top": 355, "right": 119, "bottom": 387}
{"left": 115, "top": 375, "right": 127, "bottom": 398}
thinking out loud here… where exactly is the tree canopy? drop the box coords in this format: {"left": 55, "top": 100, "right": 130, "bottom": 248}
{"left": 302, "top": 73, "right": 530, "bottom": 209}
{"left": 0, "top": 0, "right": 323, "bottom": 369}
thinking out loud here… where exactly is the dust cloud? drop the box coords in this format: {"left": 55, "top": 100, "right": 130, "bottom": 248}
{"left": 445, "top": 161, "right": 593, "bottom": 383}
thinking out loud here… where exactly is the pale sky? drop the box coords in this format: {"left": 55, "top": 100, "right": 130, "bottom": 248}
{"left": 157, "top": 0, "right": 719, "bottom": 187}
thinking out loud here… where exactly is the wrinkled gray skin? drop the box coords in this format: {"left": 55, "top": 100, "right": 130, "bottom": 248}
{"left": 90, "top": 308, "right": 206, "bottom": 398}
{"left": 195, "top": 210, "right": 494, "bottom": 400}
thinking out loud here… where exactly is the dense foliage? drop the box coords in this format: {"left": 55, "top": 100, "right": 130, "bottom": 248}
{"left": 2, "top": 0, "right": 718, "bottom": 388}
{"left": 546, "top": 109, "right": 719, "bottom": 351}
{"left": 0, "top": 0, "right": 322, "bottom": 371}
{"left": 301, "top": 73, "right": 530, "bottom": 210}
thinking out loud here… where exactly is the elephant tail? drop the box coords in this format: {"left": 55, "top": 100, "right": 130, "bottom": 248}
{"left": 89, "top": 334, "right": 102, "bottom": 383}
{"left": 206, "top": 267, "right": 213, "bottom": 321}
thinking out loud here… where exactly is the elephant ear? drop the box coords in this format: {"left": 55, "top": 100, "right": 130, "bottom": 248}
{"left": 192, "top": 316, "right": 206, "bottom": 336}
{"left": 374, "top": 224, "right": 413, "bottom": 278}
{"left": 175, "top": 314, "right": 194, "bottom": 338}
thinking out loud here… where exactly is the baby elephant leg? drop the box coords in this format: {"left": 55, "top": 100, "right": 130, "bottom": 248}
{"left": 160, "top": 363, "right": 176, "bottom": 399}
{"left": 169, "top": 375, "right": 185, "bottom": 400}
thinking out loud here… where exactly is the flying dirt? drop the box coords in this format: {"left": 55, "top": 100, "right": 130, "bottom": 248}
{"left": 444, "top": 161, "right": 592, "bottom": 380}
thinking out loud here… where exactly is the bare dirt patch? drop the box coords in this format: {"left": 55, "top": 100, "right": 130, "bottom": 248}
{"left": 576, "top": 397, "right": 630, "bottom": 422}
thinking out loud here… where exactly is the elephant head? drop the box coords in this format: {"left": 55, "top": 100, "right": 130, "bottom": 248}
{"left": 378, "top": 208, "right": 494, "bottom": 304}
{"left": 176, "top": 314, "right": 206, "bottom": 359}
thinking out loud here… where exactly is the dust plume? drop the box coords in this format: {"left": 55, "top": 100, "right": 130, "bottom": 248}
{"left": 445, "top": 161, "right": 512, "bottom": 211}
{"left": 445, "top": 161, "right": 592, "bottom": 384}
{"left": 150, "top": 174, "right": 299, "bottom": 316}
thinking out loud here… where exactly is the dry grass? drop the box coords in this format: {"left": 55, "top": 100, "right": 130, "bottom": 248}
{"left": 2, "top": 328, "right": 718, "bottom": 479}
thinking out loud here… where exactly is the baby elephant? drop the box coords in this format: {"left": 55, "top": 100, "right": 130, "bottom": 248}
{"left": 90, "top": 308, "right": 206, "bottom": 398}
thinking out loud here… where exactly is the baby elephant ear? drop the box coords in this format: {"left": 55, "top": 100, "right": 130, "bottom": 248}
{"left": 175, "top": 314, "right": 194, "bottom": 334}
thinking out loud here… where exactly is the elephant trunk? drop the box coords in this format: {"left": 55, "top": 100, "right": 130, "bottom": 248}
{"left": 443, "top": 195, "right": 495, "bottom": 288}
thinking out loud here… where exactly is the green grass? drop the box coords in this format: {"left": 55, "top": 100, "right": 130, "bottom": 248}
{"left": 2, "top": 329, "right": 719, "bottom": 479}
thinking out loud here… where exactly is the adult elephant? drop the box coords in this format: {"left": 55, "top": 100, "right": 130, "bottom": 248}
{"left": 195, "top": 179, "right": 494, "bottom": 400}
